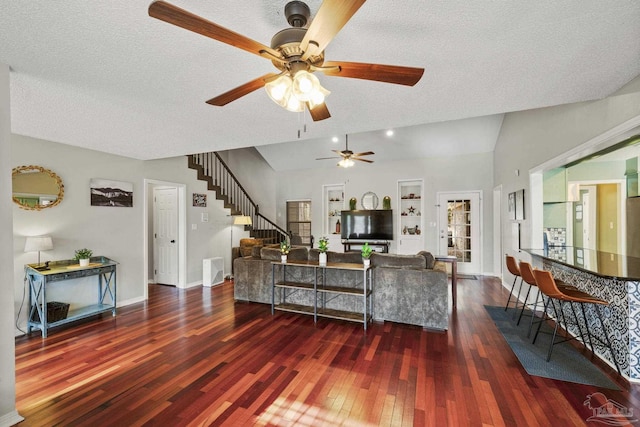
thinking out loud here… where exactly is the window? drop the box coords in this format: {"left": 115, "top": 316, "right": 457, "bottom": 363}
{"left": 287, "top": 201, "right": 311, "bottom": 246}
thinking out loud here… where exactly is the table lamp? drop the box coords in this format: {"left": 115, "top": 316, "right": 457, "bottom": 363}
{"left": 24, "top": 235, "right": 53, "bottom": 270}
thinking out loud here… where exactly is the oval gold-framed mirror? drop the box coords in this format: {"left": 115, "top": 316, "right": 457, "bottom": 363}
{"left": 12, "top": 165, "right": 64, "bottom": 210}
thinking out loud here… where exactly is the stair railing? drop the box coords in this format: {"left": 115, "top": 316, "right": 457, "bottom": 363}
{"left": 188, "top": 152, "right": 288, "bottom": 244}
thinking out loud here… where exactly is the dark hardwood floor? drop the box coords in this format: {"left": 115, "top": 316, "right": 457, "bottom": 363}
{"left": 14, "top": 276, "right": 639, "bottom": 426}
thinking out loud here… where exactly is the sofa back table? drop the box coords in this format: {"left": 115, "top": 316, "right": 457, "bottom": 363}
{"left": 271, "top": 260, "right": 373, "bottom": 330}
{"left": 25, "top": 257, "right": 117, "bottom": 338}
{"left": 435, "top": 255, "right": 458, "bottom": 307}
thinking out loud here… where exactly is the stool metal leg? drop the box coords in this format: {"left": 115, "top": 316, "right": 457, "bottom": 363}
{"left": 594, "top": 304, "right": 622, "bottom": 376}
{"left": 527, "top": 289, "right": 541, "bottom": 338}
{"left": 532, "top": 295, "right": 552, "bottom": 345}
{"left": 517, "top": 283, "right": 533, "bottom": 325}
{"left": 512, "top": 278, "right": 525, "bottom": 319}
{"left": 568, "top": 301, "right": 589, "bottom": 349}
{"left": 504, "top": 276, "right": 519, "bottom": 311}
{"left": 577, "top": 302, "right": 595, "bottom": 352}
{"left": 546, "top": 299, "right": 562, "bottom": 362}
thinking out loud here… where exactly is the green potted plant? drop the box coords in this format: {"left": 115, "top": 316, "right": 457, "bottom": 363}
{"left": 280, "top": 240, "right": 290, "bottom": 263}
{"left": 318, "top": 236, "right": 329, "bottom": 265}
{"left": 361, "top": 242, "right": 373, "bottom": 268}
{"left": 74, "top": 248, "right": 93, "bottom": 267}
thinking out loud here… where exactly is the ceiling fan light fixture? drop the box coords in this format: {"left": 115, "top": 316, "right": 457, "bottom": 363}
{"left": 265, "top": 70, "right": 328, "bottom": 113}
{"left": 265, "top": 75, "right": 292, "bottom": 103}
{"left": 338, "top": 158, "right": 354, "bottom": 168}
{"left": 292, "top": 70, "right": 319, "bottom": 101}
{"left": 308, "top": 86, "right": 330, "bottom": 109}
{"left": 284, "top": 89, "right": 305, "bottom": 112}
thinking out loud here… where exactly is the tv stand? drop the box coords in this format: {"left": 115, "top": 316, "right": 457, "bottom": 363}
{"left": 342, "top": 240, "right": 389, "bottom": 253}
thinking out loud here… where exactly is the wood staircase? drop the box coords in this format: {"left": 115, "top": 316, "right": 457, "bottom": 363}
{"left": 187, "top": 152, "right": 288, "bottom": 244}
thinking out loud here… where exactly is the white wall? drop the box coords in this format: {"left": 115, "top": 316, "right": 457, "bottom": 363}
{"left": 221, "top": 147, "right": 278, "bottom": 219}
{"left": 275, "top": 151, "right": 495, "bottom": 272}
{"left": 12, "top": 135, "right": 146, "bottom": 332}
{"left": 11, "top": 138, "right": 243, "bottom": 336}
{"left": 1, "top": 63, "right": 23, "bottom": 427}
{"left": 494, "top": 90, "right": 640, "bottom": 255}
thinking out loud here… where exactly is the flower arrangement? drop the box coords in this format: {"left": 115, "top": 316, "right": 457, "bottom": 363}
{"left": 280, "top": 240, "right": 291, "bottom": 255}
{"left": 318, "top": 236, "right": 329, "bottom": 253}
{"left": 361, "top": 242, "right": 373, "bottom": 259}
{"left": 74, "top": 248, "right": 93, "bottom": 260}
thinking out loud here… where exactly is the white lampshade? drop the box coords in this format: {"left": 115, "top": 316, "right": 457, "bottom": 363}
{"left": 233, "top": 215, "right": 252, "bottom": 226}
{"left": 24, "top": 236, "right": 53, "bottom": 252}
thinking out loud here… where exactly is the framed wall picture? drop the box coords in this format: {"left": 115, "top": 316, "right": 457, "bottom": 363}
{"left": 508, "top": 192, "right": 516, "bottom": 220}
{"left": 515, "top": 189, "right": 525, "bottom": 220}
{"left": 193, "top": 193, "right": 207, "bottom": 207}
{"left": 90, "top": 178, "right": 133, "bottom": 207}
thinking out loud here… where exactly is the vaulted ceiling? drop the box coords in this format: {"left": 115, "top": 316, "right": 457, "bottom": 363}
{"left": 1, "top": 1, "right": 639, "bottom": 168}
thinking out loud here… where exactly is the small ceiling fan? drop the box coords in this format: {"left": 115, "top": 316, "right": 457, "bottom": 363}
{"left": 148, "top": 0, "right": 424, "bottom": 121}
{"left": 316, "top": 135, "right": 374, "bottom": 167}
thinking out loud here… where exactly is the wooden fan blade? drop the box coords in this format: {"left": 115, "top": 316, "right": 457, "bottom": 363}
{"left": 321, "top": 61, "right": 424, "bottom": 86}
{"left": 307, "top": 102, "right": 331, "bottom": 121}
{"left": 332, "top": 150, "right": 346, "bottom": 155}
{"left": 316, "top": 156, "right": 341, "bottom": 160}
{"left": 300, "top": 0, "right": 366, "bottom": 61}
{"left": 149, "top": 1, "right": 282, "bottom": 60}
{"left": 206, "top": 73, "right": 279, "bottom": 106}
{"left": 353, "top": 157, "right": 374, "bottom": 163}
{"left": 352, "top": 151, "right": 374, "bottom": 157}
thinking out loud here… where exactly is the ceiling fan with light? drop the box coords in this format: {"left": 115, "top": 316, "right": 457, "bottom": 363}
{"left": 148, "top": 0, "right": 424, "bottom": 121}
{"left": 316, "top": 135, "right": 374, "bottom": 167}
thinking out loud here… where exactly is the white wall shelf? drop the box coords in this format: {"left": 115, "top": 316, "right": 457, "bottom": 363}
{"left": 322, "top": 184, "right": 345, "bottom": 252}
{"left": 397, "top": 179, "right": 424, "bottom": 254}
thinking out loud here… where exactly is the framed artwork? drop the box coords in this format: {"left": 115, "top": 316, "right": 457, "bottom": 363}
{"left": 508, "top": 192, "right": 516, "bottom": 220}
{"left": 90, "top": 178, "right": 133, "bottom": 207}
{"left": 193, "top": 193, "right": 207, "bottom": 207}
{"left": 515, "top": 189, "right": 525, "bottom": 220}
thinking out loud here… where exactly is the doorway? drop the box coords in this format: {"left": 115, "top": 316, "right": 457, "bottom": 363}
{"left": 437, "top": 191, "right": 482, "bottom": 274}
{"left": 144, "top": 179, "right": 187, "bottom": 295}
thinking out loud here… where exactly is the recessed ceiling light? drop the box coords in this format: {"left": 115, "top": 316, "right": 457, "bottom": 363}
{"left": 332, "top": 136, "right": 339, "bottom": 143}
{"left": 386, "top": 130, "right": 394, "bottom": 137}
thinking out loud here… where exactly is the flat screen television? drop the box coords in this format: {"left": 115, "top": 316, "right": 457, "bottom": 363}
{"left": 340, "top": 210, "right": 393, "bottom": 241}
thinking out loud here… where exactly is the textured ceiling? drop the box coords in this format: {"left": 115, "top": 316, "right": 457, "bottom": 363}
{"left": 1, "top": 1, "right": 639, "bottom": 167}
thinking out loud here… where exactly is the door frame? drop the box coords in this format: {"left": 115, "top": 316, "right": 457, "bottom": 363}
{"left": 436, "top": 190, "right": 483, "bottom": 274}
{"left": 493, "top": 185, "right": 503, "bottom": 278}
{"left": 144, "top": 179, "right": 187, "bottom": 297}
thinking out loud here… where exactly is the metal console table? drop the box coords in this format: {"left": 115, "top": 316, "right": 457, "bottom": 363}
{"left": 271, "top": 260, "right": 373, "bottom": 330}
{"left": 25, "top": 256, "right": 117, "bottom": 338}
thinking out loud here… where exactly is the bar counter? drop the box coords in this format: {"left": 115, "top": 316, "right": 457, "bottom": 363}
{"left": 523, "top": 247, "right": 640, "bottom": 381}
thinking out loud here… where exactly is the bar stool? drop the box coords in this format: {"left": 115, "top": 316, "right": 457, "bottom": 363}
{"left": 518, "top": 261, "right": 578, "bottom": 336}
{"left": 504, "top": 255, "right": 524, "bottom": 317}
{"left": 532, "top": 269, "right": 621, "bottom": 375}
{"left": 516, "top": 261, "right": 541, "bottom": 334}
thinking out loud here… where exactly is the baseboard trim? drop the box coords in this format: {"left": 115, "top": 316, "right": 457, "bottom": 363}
{"left": 0, "top": 410, "right": 24, "bottom": 427}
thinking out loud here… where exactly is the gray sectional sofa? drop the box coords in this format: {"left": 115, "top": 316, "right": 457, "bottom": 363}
{"left": 233, "top": 246, "right": 449, "bottom": 331}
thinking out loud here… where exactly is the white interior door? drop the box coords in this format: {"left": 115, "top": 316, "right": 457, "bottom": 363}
{"left": 154, "top": 187, "right": 178, "bottom": 285}
{"left": 437, "top": 191, "right": 481, "bottom": 274}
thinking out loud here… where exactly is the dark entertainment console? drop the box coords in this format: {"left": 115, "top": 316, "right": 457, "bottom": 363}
{"left": 342, "top": 240, "right": 389, "bottom": 253}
